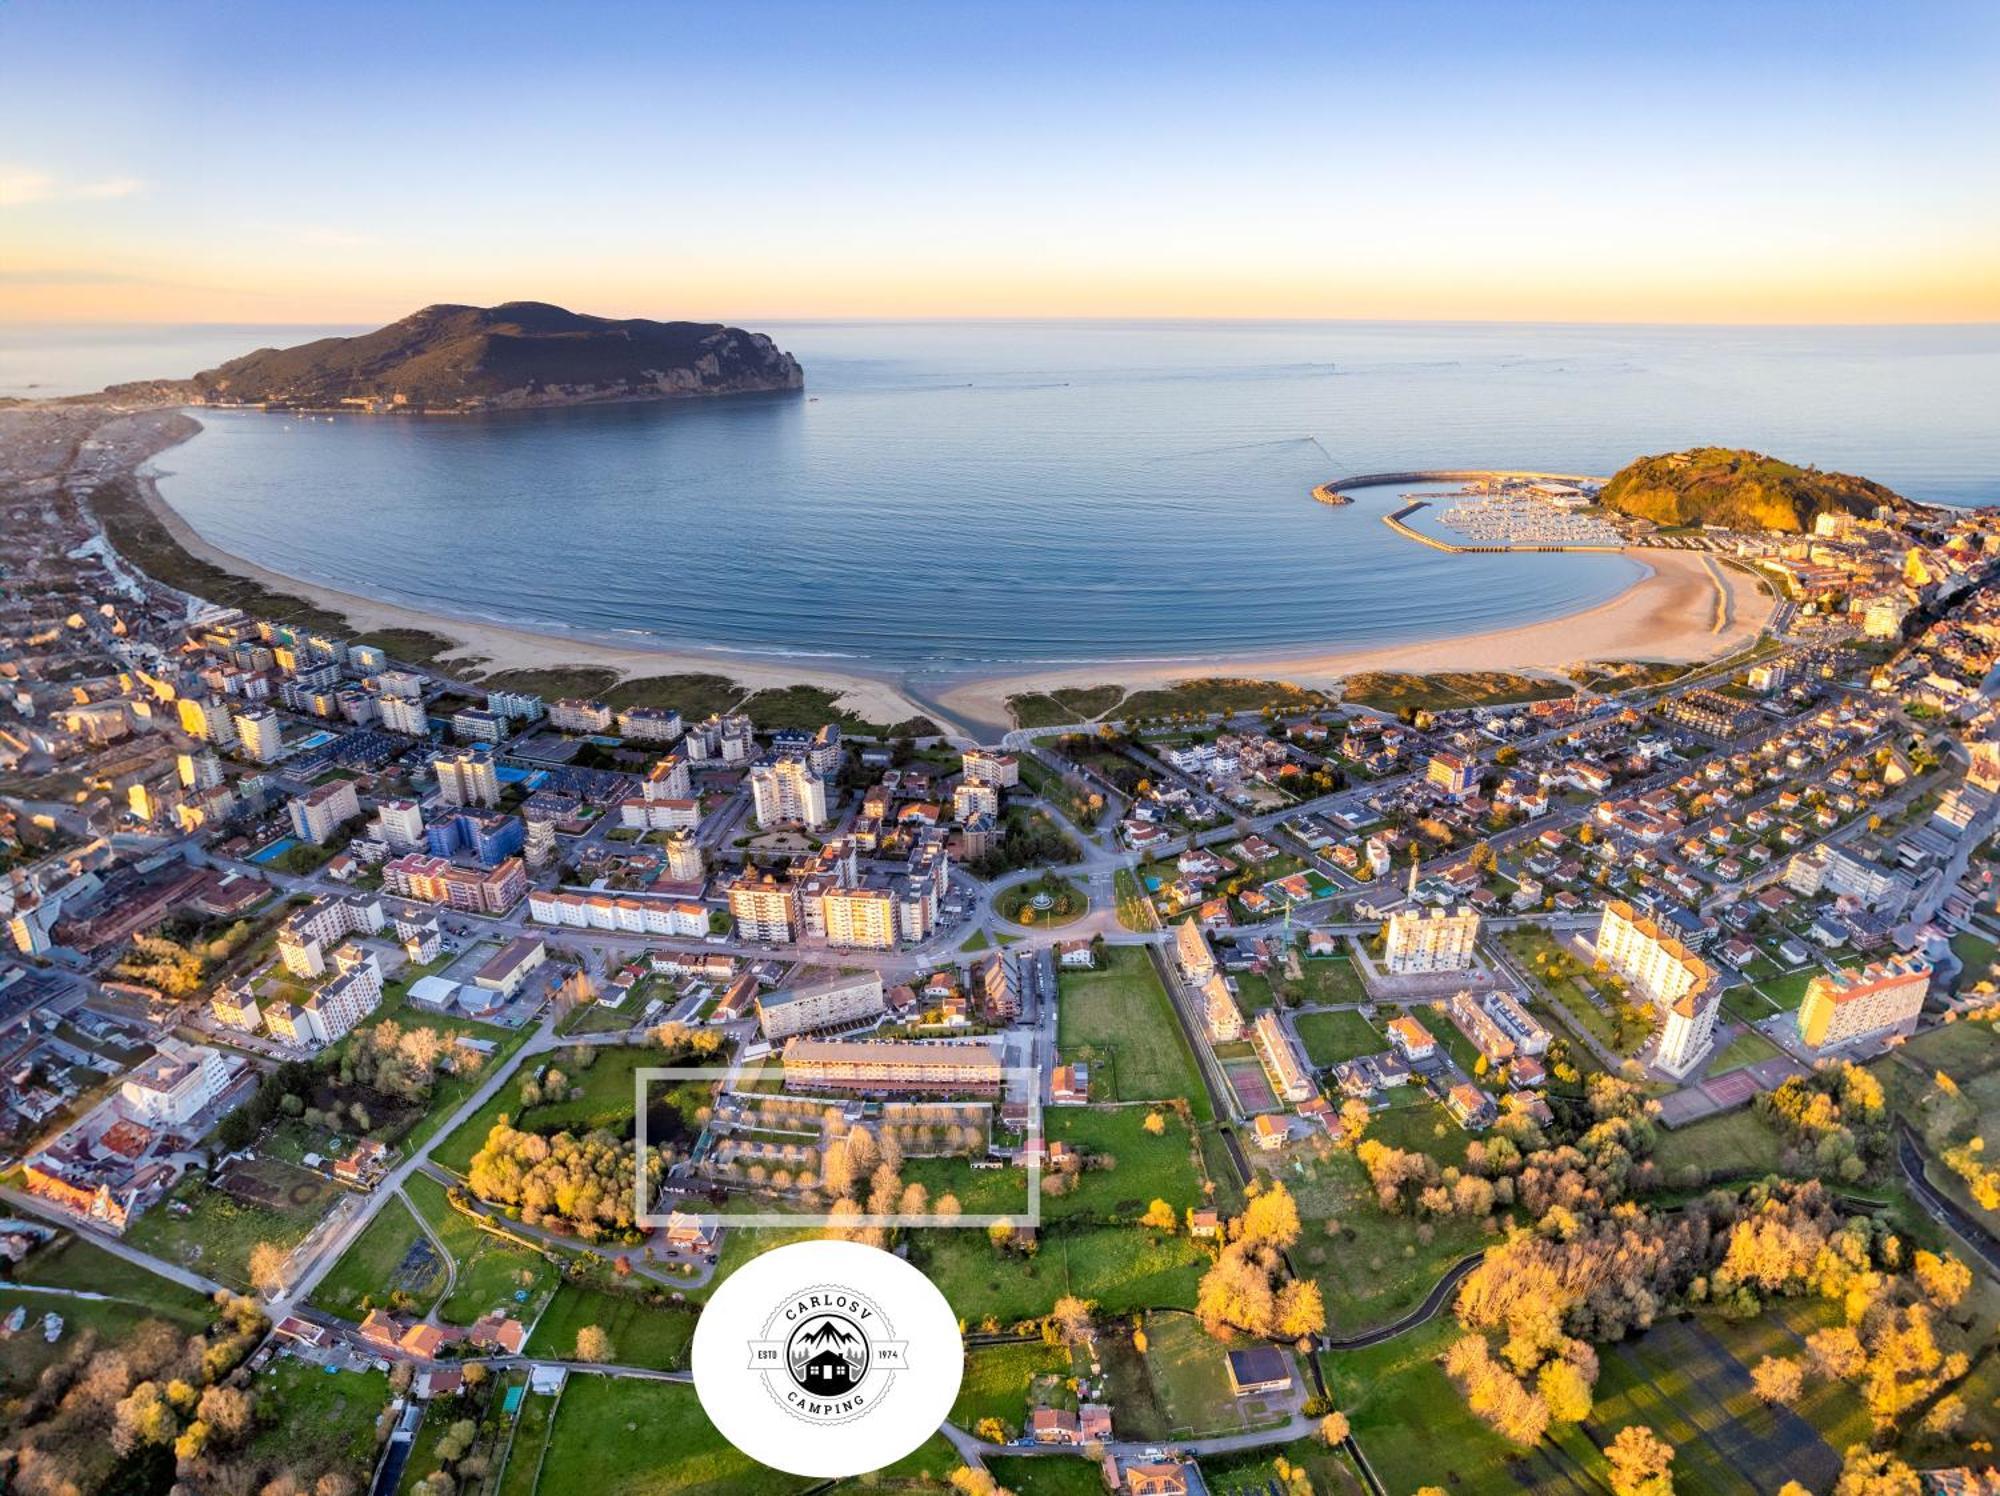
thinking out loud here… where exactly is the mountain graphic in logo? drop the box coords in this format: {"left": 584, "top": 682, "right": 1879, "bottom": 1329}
{"left": 786, "top": 1312, "right": 868, "bottom": 1396}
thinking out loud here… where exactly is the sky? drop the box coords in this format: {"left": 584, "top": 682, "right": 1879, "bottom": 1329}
{"left": 2, "top": 0, "right": 1997, "bottom": 325}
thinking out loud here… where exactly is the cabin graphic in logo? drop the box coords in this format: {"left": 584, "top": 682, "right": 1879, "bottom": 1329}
{"left": 787, "top": 1312, "right": 867, "bottom": 1397}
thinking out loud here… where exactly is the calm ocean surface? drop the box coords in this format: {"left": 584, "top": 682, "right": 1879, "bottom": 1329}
{"left": 16, "top": 321, "right": 2000, "bottom": 685}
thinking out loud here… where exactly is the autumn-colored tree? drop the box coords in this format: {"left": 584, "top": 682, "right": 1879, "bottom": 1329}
{"left": 1048, "top": 1296, "right": 1095, "bottom": 1344}
{"left": 1140, "top": 1198, "right": 1177, "bottom": 1231}
{"left": 248, "top": 1240, "right": 290, "bottom": 1294}
{"left": 1239, "top": 1180, "right": 1302, "bottom": 1248}
{"left": 574, "top": 1324, "right": 613, "bottom": 1363}
{"left": 1318, "top": 1410, "right": 1350, "bottom": 1445}
{"left": 1606, "top": 1425, "right": 1674, "bottom": 1496}
{"left": 1275, "top": 1279, "right": 1326, "bottom": 1340}
{"left": 1912, "top": 1249, "right": 1972, "bottom": 1310}
{"left": 1833, "top": 1445, "right": 1920, "bottom": 1496}
{"left": 1751, "top": 1355, "right": 1805, "bottom": 1406}
{"left": 1538, "top": 1360, "right": 1594, "bottom": 1424}
{"left": 1807, "top": 1325, "right": 1867, "bottom": 1382}
{"left": 1143, "top": 1111, "right": 1167, "bottom": 1136}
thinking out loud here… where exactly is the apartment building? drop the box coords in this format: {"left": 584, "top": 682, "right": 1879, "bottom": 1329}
{"left": 962, "top": 748, "right": 1020, "bottom": 788}
{"left": 176, "top": 695, "right": 237, "bottom": 746}
{"left": 233, "top": 705, "right": 284, "bottom": 762}
{"left": 725, "top": 868, "right": 801, "bottom": 943}
{"left": 1204, "top": 972, "right": 1244, "bottom": 1042}
{"left": 953, "top": 778, "right": 1001, "bottom": 822}
{"left": 1383, "top": 906, "right": 1480, "bottom": 974}
{"left": 1426, "top": 751, "right": 1477, "bottom": 798}
{"left": 1251, "top": 1011, "right": 1314, "bottom": 1103}
{"left": 780, "top": 1037, "right": 1004, "bottom": 1094}
{"left": 379, "top": 693, "right": 429, "bottom": 736}
{"left": 1797, "top": 955, "right": 1933, "bottom": 1052}
{"left": 287, "top": 778, "right": 361, "bottom": 845}
{"left": 381, "top": 853, "right": 527, "bottom": 915}
{"left": 549, "top": 698, "right": 615, "bottom": 733}
{"left": 277, "top": 892, "right": 386, "bottom": 978}
{"left": 642, "top": 753, "right": 692, "bottom": 801}
{"left": 451, "top": 706, "right": 507, "bottom": 744}
{"left": 750, "top": 752, "right": 829, "bottom": 829}
{"left": 661, "top": 833, "right": 705, "bottom": 884}
{"left": 527, "top": 888, "right": 710, "bottom": 938}
{"left": 266, "top": 946, "right": 383, "bottom": 1046}
{"left": 757, "top": 971, "right": 888, "bottom": 1040}
{"left": 119, "top": 1040, "right": 232, "bottom": 1126}
{"left": 373, "top": 797, "right": 426, "bottom": 851}
{"left": 487, "top": 689, "right": 545, "bottom": 724}
{"left": 616, "top": 705, "right": 683, "bottom": 742}
{"left": 1593, "top": 900, "right": 1721, "bottom": 1075}
{"left": 435, "top": 745, "right": 501, "bottom": 808}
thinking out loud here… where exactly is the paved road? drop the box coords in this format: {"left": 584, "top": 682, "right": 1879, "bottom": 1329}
{"left": 1896, "top": 1124, "right": 2000, "bottom": 1277}
{"left": 1322, "top": 1252, "right": 1481, "bottom": 1350}
{"left": 0, "top": 1185, "right": 228, "bottom": 1298}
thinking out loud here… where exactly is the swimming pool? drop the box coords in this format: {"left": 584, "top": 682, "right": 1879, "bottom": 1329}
{"left": 248, "top": 836, "right": 300, "bottom": 864}
{"left": 292, "top": 730, "right": 336, "bottom": 750}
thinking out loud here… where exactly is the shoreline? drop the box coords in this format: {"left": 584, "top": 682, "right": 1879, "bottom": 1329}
{"left": 103, "top": 404, "right": 1772, "bottom": 740}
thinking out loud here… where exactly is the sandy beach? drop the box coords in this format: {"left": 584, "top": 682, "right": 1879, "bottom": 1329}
{"left": 75, "top": 403, "right": 1773, "bottom": 741}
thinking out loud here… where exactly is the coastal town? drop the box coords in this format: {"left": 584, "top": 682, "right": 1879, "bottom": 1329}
{"left": 7, "top": 396, "right": 2000, "bottom": 1496}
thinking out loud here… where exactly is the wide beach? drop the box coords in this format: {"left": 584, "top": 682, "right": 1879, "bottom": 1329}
{"left": 99, "top": 405, "right": 1774, "bottom": 738}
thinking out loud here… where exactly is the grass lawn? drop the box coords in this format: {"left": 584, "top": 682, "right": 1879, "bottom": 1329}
{"left": 1056, "top": 947, "right": 1211, "bottom": 1121}
{"left": 14, "top": 1233, "right": 216, "bottom": 1317}
{"left": 243, "top": 1358, "right": 391, "bottom": 1491}
{"left": 433, "top": 1043, "right": 657, "bottom": 1174}
{"left": 536, "top": 1374, "right": 811, "bottom": 1496}
{"left": 910, "top": 1222, "right": 1209, "bottom": 1329}
{"left": 905, "top": 1105, "right": 1205, "bottom": 1224}
{"left": 1951, "top": 929, "right": 2000, "bottom": 986}
{"left": 1203, "top": 1438, "right": 1367, "bottom": 1496}
{"left": 1141, "top": 1310, "right": 1288, "bottom": 1438}
{"left": 1292, "top": 1009, "right": 1385, "bottom": 1067}
{"left": 984, "top": 1458, "right": 1109, "bottom": 1496}
{"left": 1327, "top": 1320, "right": 1527, "bottom": 1496}
{"left": 951, "top": 1340, "right": 1072, "bottom": 1437}
{"left": 404, "top": 1173, "right": 559, "bottom": 1325}
{"left": 1297, "top": 955, "right": 1370, "bottom": 1005}
{"left": 495, "top": 1389, "right": 558, "bottom": 1496}
{"left": 525, "top": 1280, "right": 697, "bottom": 1369}
{"left": 308, "top": 1191, "right": 445, "bottom": 1317}
{"left": 1708, "top": 1026, "right": 1783, "bottom": 1076}
{"left": 997, "top": 874, "right": 1088, "bottom": 928}
{"left": 1276, "top": 1138, "right": 1491, "bottom": 1334}
{"left": 0, "top": 1287, "right": 212, "bottom": 1398}
{"left": 1751, "top": 966, "right": 1823, "bottom": 1013}
{"left": 1652, "top": 1107, "right": 1787, "bottom": 1184}
{"left": 126, "top": 1156, "right": 333, "bottom": 1290}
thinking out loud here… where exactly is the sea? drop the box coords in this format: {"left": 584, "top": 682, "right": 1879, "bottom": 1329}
{"left": 8, "top": 320, "right": 1999, "bottom": 690}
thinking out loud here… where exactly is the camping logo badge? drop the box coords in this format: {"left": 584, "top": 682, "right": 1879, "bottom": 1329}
{"left": 693, "top": 1238, "right": 962, "bottom": 1477}
{"left": 749, "top": 1285, "right": 909, "bottom": 1424}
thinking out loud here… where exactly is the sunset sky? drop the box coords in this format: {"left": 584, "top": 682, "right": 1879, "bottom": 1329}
{"left": 4, "top": 0, "right": 1997, "bottom": 325}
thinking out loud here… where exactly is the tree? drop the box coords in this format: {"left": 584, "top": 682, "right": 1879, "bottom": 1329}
{"left": 1913, "top": 1249, "right": 1972, "bottom": 1310}
{"left": 1606, "top": 1425, "right": 1674, "bottom": 1496}
{"left": 1317, "top": 1410, "right": 1350, "bottom": 1445}
{"left": 1049, "top": 1296, "right": 1095, "bottom": 1344}
{"left": 574, "top": 1325, "right": 613, "bottom": 1363}
{"left": 1239, "top": 1180, "right": 1302, "bottom": 1248}
{"left": 1538, "top": 1360, "right": 1593, "bottom": 1424}
{"left": 248, "top": 1240, "right": 289, "bottom": 1294}
{"left": 1833, "top": 1446, "right": 1920, "bottom": 1496}
{"left": 1275, "top": 1279, "right": 1326, "bottom": 1340}
{"left": 949, "top": 1468, "right": 1015, "bottom": 1496}
{"left": 1751, "top": 1356, "right": 1805, "bottom": 1406}
{"left": 1142, "top": 1111, "right": 1167, "bottom": 1136}
{"left": 1140, "top": 1198, "right": 1177, "bottom": 1231}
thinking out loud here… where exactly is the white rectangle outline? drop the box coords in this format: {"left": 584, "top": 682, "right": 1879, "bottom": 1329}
{"left": 633, "top": 1065, "right": 1042, "bottom": 1229}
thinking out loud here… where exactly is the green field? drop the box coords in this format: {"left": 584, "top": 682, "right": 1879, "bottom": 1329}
{"left": 525, "top": 1280, "right": 697, "bottom": 1369}
{"left": 0, "top": 1287, "right": 212, "bottom": 1397}
{"left": 1055, "top": 947, "right": 1211, "bottom": 1120}
{"left": 433, "top": 1043, "right": 658, "bottom": 1174}
{"left": 1294, "top": 1009, "right": 1385, "bottom": 1067}
{"left": 1096, "top": 1311, "right": 1291, "bottom": 1440}
{"left": 309, "top": 1191, "right": 445, "bottom": 1317}
{"left": 242, "top": 1359, "right": 391, "bottom": 1490}
{"left": 904, "top": 1104, "right": 1205, "bottom": 1223}
{"left": 1341, "top": 670, "right": 1570, "bottom": 714}
{"left": 404, "top": 1172, "right": 559, "bottom": 1324}
{"left": 1651, "top": 1106, "right": 1787, "bottom": 1184}
{"left": 983, "top": 1458, "right": 1109, "bottom": 1496}
{"left": 13, "top": 1233, "right": 217, "bottom": 1317}
{"left": 495, "top": 1388, "right": 558, "bottom": 1496}
{"left": 1203, "top": 1437, "right": 1367, "bottom": 1496}
{"left": 534, "top": 1374, "right": 810, "bottom": 1496}
{"left": 908, "top": 1222, "right": 1208, "bottom": 1328}
{"left": 951, "top": 1340, "right": 1072, "bottom": 1437}
{"left": 125, "top": 1155, "right": 334, "bottom": 1290}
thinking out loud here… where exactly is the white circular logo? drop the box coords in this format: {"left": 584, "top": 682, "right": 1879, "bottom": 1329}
{"left": 692, "top": 1239, "right": 964, "bottom": 1477}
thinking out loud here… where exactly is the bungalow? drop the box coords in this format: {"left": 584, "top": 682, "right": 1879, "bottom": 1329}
{"left": 1051, "top": 1064, "right": 1090, "bottom": 1105}
{"left": 1251, "top": 1113, "right": 1290, "bottom": 1150}
{"left": 1101, "top": 1457, "right": 1194, "bottom": 1496}
{"left": 1225, "top": 1346, "right": 1294, "bottom": 1397}
{"left": 1386, "top": 1015, "right": 1436, "bottom": 1062}
{"left": 1187, "top": 1207, "right": 1221, "bottom": 1239}
{"left": 1078, "top": 1403, "right": 1113, "bottom": 1443}
{"left": 1031, "top": 1407, "right": 1081, "bottom": 1445}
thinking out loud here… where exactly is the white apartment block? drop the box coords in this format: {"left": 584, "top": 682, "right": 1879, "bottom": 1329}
{"left": 642, "top": 754, "right": 692, "bottom": 800}
{"left": 757, "top": 971, "right": 887, "bottom": 1040}
{"left": 662, "top": 834, "right": 704, "bottom": 883}
{"left": 267, "top": 946, "right": 382, "bottom": 1047}
{"left": 177, "top": 695, "right": 237, "bottom": 746}
{"left": 378, "top": 669, "right": 424, "bottom": 700}
{"left": 1175, "top": 919, "right": 1216, "bottom": 982}
{"left": 619, "top": 797, "right": 700, "bottom": 832}
{"left": 1204, "top": 972, "right": 1244, "bottom": 1042}
{"left": 1251, "top": 1011, "right": 1314, "bottom": 1103}
{"left": 288, "top": 778, "right": 361, "bottom": 845}
{"left": 727, "top": 872, "right": 799, "bottom": 943}
{"left": 277, "top": 892, "right": 385, "bottom": 978}
{"left": 953, "top": 779, "right": 1001, "bottom": 822}
{"left": 1593, "top": 900, "right": 1720, "bottom": 1075}
{"left": 962, "top": 749, "right": 1020, "bottom": 788}
{"left": 374, "top": 797, "right": 426, "bottom": 851}
{"left": 120, "top": 1040, "right": 232, "bottom": 1126}
{"left": 1383, "top": 906, "right": 1480, "bottom": 974}
{"left": 379, "top": 693, "right": 429, "bottom": 736}
{"left": 487, "top": 689, "right": 545, "bottom": 723}
{"left": 435, "top": 747, "right": 501, "bottom": 808}
{"left": 210, "top": 982, "right": 262, "bottom": 1034}
{"left": 549, "top": 698, "right": 614, "bottom": 733}
{"left": 527, "top": 889, "right": 711, "bottom": 938}
{"left": 233, "top": 705, "right": 284, "bottom": 762}
{"left": 819, "top": 884, "right": 899, "bottom": 950}
{"left": 617, "top": 706, "right": 682, "bottom": 742}
{"left": 178, "top": 750, "right": 224, "bottom": 791}
{"left": 750, "top": 753, "right": 828, "bottom": 829}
